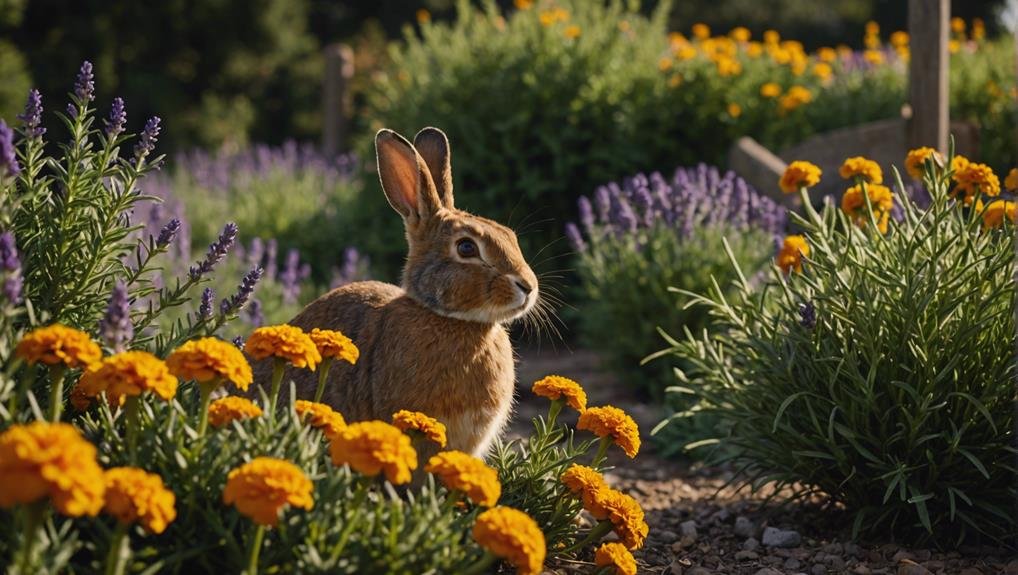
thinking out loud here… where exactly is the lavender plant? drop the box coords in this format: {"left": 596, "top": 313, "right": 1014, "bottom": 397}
{"left": 570, "top": 164, "right": 786, "bottom": 400}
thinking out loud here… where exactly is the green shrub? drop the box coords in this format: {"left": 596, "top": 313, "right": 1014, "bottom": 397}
{"left": 657, "top": 151, "right": 1016, "bottom": 543}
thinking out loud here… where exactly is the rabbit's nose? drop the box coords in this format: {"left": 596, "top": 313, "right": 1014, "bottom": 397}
{"left": 514, "top": 280, "right": 533, "bottom": 296}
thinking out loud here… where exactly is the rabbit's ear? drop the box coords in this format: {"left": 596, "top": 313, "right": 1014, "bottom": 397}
{"left": 375, "top": 129, "right": 443, "bottom": 221}
{"left": 413, "top": 127, "right": 454, "bottom": 209}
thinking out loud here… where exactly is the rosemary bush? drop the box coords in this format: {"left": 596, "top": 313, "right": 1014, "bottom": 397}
{"left": 658, "top": 151, "right": 1016, "bottom": 544}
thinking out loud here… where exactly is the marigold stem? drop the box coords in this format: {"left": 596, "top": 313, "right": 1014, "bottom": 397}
{"left": 592, "top": 436, "right": 611, "bottom": 469}
{"left": 461, "top": 551, "right": 498, "bottom": 575}
{"left": 196, "top": 380, "right": 218, "bottom": 438}
{"left": 329, "top": 479, "right": 369, "bottom": 564}
{"left": 8, "top": 361, "right": 31, "bottom": 416}
{"left": 103, "top": 522, "right": 130, "bottom": 575}
{"left": 17, "top": 501, "right": 46, "bottom": 574}
{"left": 313, "top": 358, "right": 333, "bottom": 403}
{"left": 562, "top": 519, "right": 613, "bottom": 554}
{"left": 47, "top": 365, "right": 67, "bottom": 422}
{"left": 546, "top": 398, "right": 564, "bottom": 430}
{"left": 244, "top": 524, "right": 266, "bottom": 575}
{"left": 267, "top": 359, "right": 285, "bottom": 417}
{"left": 124, "top": 396, "right": 140, "bottom": 464}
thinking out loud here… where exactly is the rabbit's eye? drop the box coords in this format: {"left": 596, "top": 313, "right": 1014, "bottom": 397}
{"left": 456, "top": 238, "right": 479, "bottom": 259}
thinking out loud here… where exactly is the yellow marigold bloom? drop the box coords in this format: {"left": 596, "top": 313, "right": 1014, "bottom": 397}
{"left": 70, "top": 380, "right": 94, "bottom": 411}
{"left": 729, "top": 26, "right": 751, "bottom": 43}
{"left": 675, "top": 45, "right": 697, "bottom": 61}
{"left": 103, "top": 467, "right": 176, "bottom": 534}
{"left": 78, "top": 351, "right": 178, "bottom": 401}
{"left": 391, "top": 409, "right": 447, "bottom": 447}
{"left": 295, "top": 400, "right": 346, "bottom": 437}
{"left": 538, "top": 8, "right": 568, "bottom": 27}
{"left": 245, "top": 325, "right": 321, "bottom": 371}
{"left": 594, "top": 488, "right": 649, "bottom": 549}
{"left": 746, "top": 41, "right": 763, "bottom": 58}
{"left": 578, "top": 406, "right": 641, "bottom": 458}
{"left": 514, "top": 0, "right": 533, "bottom": 10}
{"left": 473, "top": 507, "right": 545, "bottom": 575}
{"left": 716, "top": 57, "right": 741, "bottom": 76}
{"left": 841, "top": 184, "right": 894, "bottom": 234}
{"left": 865, "top": 20, "right": 879, "bottom": 36}
{"left": 776, "top": 235, "right": 810, "bottom": 274}
{"left": 425, "top": 451, "right": 501, "bottom": 506}
{"left": 950, "top": 17, "right": 965, "bottom": 34}
{"left": 812, "top": 62, "right": 833, "bottom": 81}
{"left": 668, "top": 74, "right": 682, "bottom": 88}
{"left": 779, "top": 85, "right": 812, "bottom": 112}
{"left": 839, "top": 156, "right": 883, "bottom": 184}
{"left": 759, "top": 82, "right": 781, "bottom": 98}
{"left": 563, "top": 25, "right": 581, "bottom": 39}
{"left": 561, "top": 464, "right": 606, "bottom": 511}
{"left": 0, "top": 422, "right": 105, "bottom": 517}
{"left": 691, "top": 23, "right": 710, "bottom": 40}
{"left": 308, "top": 328, "right": 359, "bottom": 365}
{"left": 763, "top": 29, "right": 780, "bottom": 44}
{"left": 890, "top": 30, "right": 909, "bottom": 48}
{"left": 208, "top": 396, "right": 263, "bottom": 428}
{"left": 222, "top": 457, "right": 313, "bottom": 527}
{"left": 982, "top": 200, "right": 1017, "bottom": 231}
{"left": 953, "top": 161, "right": 1001, "bottom": 202}
{"left": 531, "top": 375, "right": 587, "bottom": 412}
{"left": 817, "top": 46, "right": 837, "bottom": 62}
{"left": 972, "top": 18, "right": 985, "bottom": 41}
{"left": 595, "top": 542, "right": 637, "bottom": 575}
{"left": 780, "top": 161, "right": 822, "bottom": 194}
{"left": 1004, "top": 168, "right": 1018, "bottom": 192}
{"left": 668, "top": 32, "right": 688, "bottom": 49}
{"left": 904, "top": 147, "right": 942, "bottom": 180}
{"left": 863, "top": 50, "right": 884, "bottom": 65}
{"left": 864, "top": 33, "right": 880, "bottom": 50}
{"left": 166, "top": 337, "right": 253, "bottom": 391}
{"left": 329, "top": 421, "right": 417, "bottom": 485}
{"left": 15, "top": 324, "right": 101, "bottom": 368}
{"left": 657, "top": 56, "right": 673, "bottom": 72}
{"left": 948, "top": 39, "right": 961, "bottom": 54}
{"left": 416, "top": 9, "right": 430, "bottom": 23}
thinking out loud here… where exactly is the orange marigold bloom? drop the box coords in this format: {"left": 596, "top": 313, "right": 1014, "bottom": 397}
{"left": 953, "top": 161, "right": 1001, "bottom": 203}
{"left": 77, "top": 351, "right": 178, "bottom": 401}
{"left": 531, "top": 375, "right": 587, "bottom": 412}
{"left": 0, "top": 422, "right": 105, "bottom": 517}
{"left": 425, "top": 451, "right": 501, "bottom": 507}
{"left": 729, "top": 26, "right": 751, "bottom": 43}
{"left": 776, "top": 235, "right": 810, "bottom": 274}
{"left": 779, "top": 161, "right": 822, "bottom": 194}
{"left": 760, "top": 82, "right": 781, "bottom": 98}
{"left": 595, "top": 542, "right": 638, "bottom": 575}
{"left": 166, "top": 337, "right": 253, "bottom": 391}
{"left": 245, "top": 325, "right": 321, "bottom": 370}
{"left": 222, "top": 457, "right": 313, "bottom": 527}
{"left": 308, "top": 328, "right": 359, "bottom": 365}
{"left": 208, "top": 396, "right": 263, "bottom": 427}
{"left": 329, "top": 421, "right": 418, "bottom": 485}
{"left": 839, "top": 156, "right": 883, "bottom": 184}
{"left": 595, "top": 488, "right": 649, "bottom": 550}
{"left": 779, "top": 86, "right": 812, "bottom": 112}
{"left": 472, "top": 507, "right": 546, "bottom": 575}
{"left": 691, "top": 23, "right": 710, "bottom": 40}
{"left": 578, "top": 406, "right": 641, "bottom": 458}
{"left": 103, "top": 467, "right": 176, "bottom": 534}
{"left": 392, "top": 410, "right": 447, "bottom": 447}
{"left": 904, "top": 147, "right": 942, "bottom": 180}
{"left": 295, "top": 400, "right": 346, "bottom": 437}
{"left": 563, "top": 25, "right": 581, "bottom": 39}
{"left": 1004, "top": 168, "right": 1018, "bottom": 192}
{"left": 982, "top": 200, "right": 1017, "bottom": 231}
{"left": 841, "top": 184, "right": 895, "bottom": 234}
{"left": 15, "top": 324, "right": 101, "bottom": 368}
{"left": 561, "top": 464, "right": 607, "bottom": 512}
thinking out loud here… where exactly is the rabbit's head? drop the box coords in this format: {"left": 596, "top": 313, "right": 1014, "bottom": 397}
{"left": 375, "top": 127, "right": 538, "bottom": 324}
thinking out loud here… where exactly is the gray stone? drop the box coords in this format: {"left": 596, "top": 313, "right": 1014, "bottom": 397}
{"left": 659, "top": 530, "right": 679, "bottom": 543}
{"left": 742, "top": 537, "right": 761, "bottom": 552}
{"left": 892, "top": 550, "right": 916, "bottom": 564}
{"left": 672, "top": 534, "right": 697, "bottom": 551}
{"left": 811, "top": 565, "right": 827, "bottom": 575}
{"left": 852, "top": 565, "right": 872, "bottom": 575}
{"left": 687, "top": 568, "right": 713, "bottom": 575}
{"left": 826, "top": 555, "right": 846, "bottom": 570}
{"left": 754, "top": 569, "right": 783, "bottom": 575}
{"left": 897, "top": 559, "right": 933, "bottom": 575}
{"left": 734, "top": 516, "right": 756, "bottom": 538}
{"left": 958, "top": 569, "right": 983, "bottom": 575}
{"left": 679, "top": 520, "right": 699, "bottom": 538}
{"left": 762, "top": 526, "right": 803, "bottom": 548}
{"left": 785, "top": 558, "right": 803, "bottom": 570}
{"left": 735, "top": 550, "right": 760, "bottom": 561}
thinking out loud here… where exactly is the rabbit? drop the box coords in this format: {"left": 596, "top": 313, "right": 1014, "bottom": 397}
{"left": 250, "top": 127, "right": 539, "bottom": 459}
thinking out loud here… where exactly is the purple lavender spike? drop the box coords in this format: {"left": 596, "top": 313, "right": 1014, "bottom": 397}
{"left": 156, "top": 218, "right": 181, "bottom": 248}
{"left": 133, "top": 116, "right": 161, "bottom": 162}
{"left": 280, "top": 249, "right": 302, "bottom": 304}
{"left": 565, "top": 223, "right": 586, "bottom": 252}
{"left": 577, "top": 196, "right": 595, "bottom": 234}
{"left": 221, "top": 266, "right": 264, "bottom": 316}
{"left": 0, "top": 121, "right": 20, "bottom": 177}
{"left": 73, "top": 61, "right": 95, "bottom": 102}
{"left": 0, "top": 232, "right": 22, "bottom": 303}
{"left": 199, "top": 287, "right": 215, "bottom": 320}
{"left": 18, "top": 90, "right": 45, "bottom": 138}
{"left": 105, "top": 97, "right": 127, "bottom": 138}
{"left": 243, "top": 299, "right": 264, "bottom": 327}
{"left": 99, "top": 281, "right": 133, "bottom": 351}
{"left": 189, "top": 222, "right": 238, "bottom": 280}
{"left": 593, "top": 186, "right": 612, "bottom": 224}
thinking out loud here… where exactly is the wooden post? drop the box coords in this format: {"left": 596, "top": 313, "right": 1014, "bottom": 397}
{"left": 906, "top": 0, "right": 949, "bottom": 153}
{"left": 322, "top": 43, "right": 354, "bottom": 157}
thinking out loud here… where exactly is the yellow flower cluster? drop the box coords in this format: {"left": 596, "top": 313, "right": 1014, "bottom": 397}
{"left": 841, "top": 184, "right": 894, "bottom": 234}
{"left": 531, "top": 375, "right": 587, "bottom": 412}
{"left": 538, "top": 7, "right": 568, "bottom": 27}
{"left": 208, "top": 396, "right": 263, "bottom": 428}
{"left": 779, "top": 161, "right": 822, "bottom": 194}
{"left": 561, "top": 464, "right": 606, "bottom": 510}
{"left": 904, "top": 147, "right": 942, "bottom": 180}
{"left": 595, "top": 542, "right": 637, "bottom": 575}
{"left": 246, "top": 325, "right": 321, "bottom": 370}
{"left": 779, "top": 86, "right": 812, "bottom": 113}
{"left": 0, "top": 422, "right": 105, "bottom": 516}
{"left": 77, "top": 351, "right": 178, "bottom": 401}
{"left": 578, "top": 405, "right": 641, "bottom": 458}
{"left": 776, "top": 235, "right": 810, "bottom": 274}
{"left": 392, "top": 410, "right": 447, "bottom": 447}
{"left": 103, "top": 467, "right": 176, "bottom": 534}
{"left": 1005, "top": 168, "right": 1018, "bottom": 192}
{"left": 15, "top": 324, "right": 101, "bottom": 368}
{"left": 329, "top": 421, "right": 418, "bottom": 485}
{"left": 166, "top": 337, "right": 253, "bottom": 391}
{"left": 308, "top": 328, "right": 360, "bottom": 365}
{"left": 982, "top": 200, "right": 1017, "bottom": 231}
{"left": 839, "top": 156, "right": 883, "bottom": 184}
{"left": 759, "top": 82, "right": 781, "bottom": 98}
{"left": 472, "top": 507, "right": 546, "bottom": 575}
{"left": 953, "top": 160, "right": 1001, "bottom": 203}
{"left": 595, "top": 489, "right": 649, "bottom": 549}
{"left": 222, "top": 457, "right": 313, "bottom": 527}
{"left": 425, "top": 451, "right": 502, "bottom": 507}
{"left": 295, "top": 400, "right": 346, "bottom": 438}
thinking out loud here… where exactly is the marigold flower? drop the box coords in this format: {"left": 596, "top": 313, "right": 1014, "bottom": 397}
{"left": 472, "top": 507, "right": 545, "bottom": 575}
{"left": 308, "top": 328, "right": 359, "bottom": 365}
{"left": 727, "top": 103, "right": 742, "bottom": 118}
{"left": 841, "top": 184, "right": 894, "bottom": 234}
{"left": 839, "top": 156, "right": 883, "bottom": 184}
{"left": 103, "top": 467, "right": 176, "bottom": 534}
{"left": 982, "top": 200, "right": 1017, "bottom": 231}
{"left": 863, "top": 49, "right": 884, "bottom": 65}
{"left": 222, "top": 457, "right": 313, "bottom": 527}
{"left": 779, "top": 85, "right": 812, "bottom": 112}
{"left": 0, "top": 422, "right": 105, "bottom": 517}
{"left": 952, "top": 161, "right": 1001, "bottom": 203}
{"left": 779, "top": 161, "right": 822, "bottom": 194}
{"left": 563, "top": 25, "right": 581, "bottom": 39}
{"left": 295, "top": 400, "right": 346, "bottom": 437}
{"left": 595, "top": 542, "right": 638, "bottom": 575}
{"left": 594, "top": 488, "right": 649, "bottom": 549}
{"left": 691, "top": 23, "right": 710, "bottom": 40}
{"left": 531, "top": 375, "right": 587, "bottom": 412}
{"left": 950, "top": 17, "right": 965, "bottom": 34}
{"left": 1004, "top": 168, "right": 1018, "bottom": 192}
{"left": 776, "top": 235, "right": 810, "bottom": 274}
{"left": 69, "top": 380, "right": 94, "bottom": 411}
{"left": 245, "top": 325, "right": 321, "bottom": 370}
{"left": 578, "top": 406, "right": 641, "bottom": 458}
{"left": 812, "top": 62, "right": 833, "bottom": 81}
{"left": 759, "top": 82, "right": 781, "bottom": 98}
{"left": 890, "top": 30, "right": 909, "bottom": 48}
{"left": 514, "top": 0, "right": 533, "bottom": 10}
{"left": 15, "top": 324, "right": 101, "bottom": 368}
{"left": 208, "top": 396, "right": 263, "bottom": 427}
{"left": 817, "top": 47, "right": 837, "bottom": 62}
{"left": 77, "top": 351, "right": 178, "bottom": 401}
{"left": 166, "top": 337, "right": 253, "bottom": 391}
{"left": 392, "top": 410, "right": 447, "bottom": 447}
{"left": 561, "top": 464, "right": 606, "bottom": 512}
{"left": 904, "top": 147, "right": 942, "bottom": 180}
{"left": 329, "top": 421, "right": 418, "bottom": 485}
{"left": 729, "top": 26, "right": 750, "bottom": 43}
{"left": 425, "top": 451, "right": 501, "bottom": 506}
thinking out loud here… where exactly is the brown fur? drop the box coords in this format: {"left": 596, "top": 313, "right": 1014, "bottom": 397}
{"left": 251, "top": 127, "right": 537, "bottom": 457}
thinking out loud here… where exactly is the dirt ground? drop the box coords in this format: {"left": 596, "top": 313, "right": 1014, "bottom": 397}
{"left": 511, "top": 346, "right": 1018, "bottom": 575}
